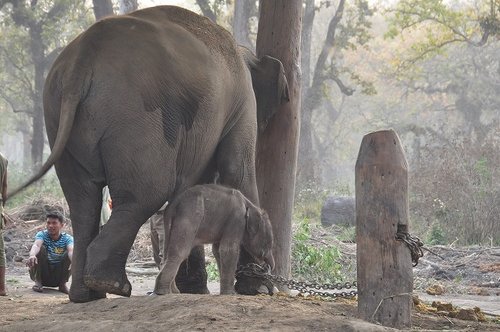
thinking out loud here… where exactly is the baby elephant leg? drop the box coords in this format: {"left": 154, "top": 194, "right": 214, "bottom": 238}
{"left": 154, "top": 217, "right": 198, "bottom": 295}
{"left": 155, "top": 259, "right": 182, "bottom": 295}
{"left": 218, "top": 241, "right": 240, "bottom": 295}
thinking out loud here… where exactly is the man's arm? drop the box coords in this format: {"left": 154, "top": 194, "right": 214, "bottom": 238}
{"left": 66, "top": 244, "right": 73, "bottom": 263}
{"left": 27, "top": 239, "right": 43, "bottom": 268}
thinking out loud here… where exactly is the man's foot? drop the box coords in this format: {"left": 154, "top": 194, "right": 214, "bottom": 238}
{"left": 58, "top": 283, "right": 69, "bottom": 294}
{"left": 0, "top": 290, "right": 7, "bottom": 296}
{"left": 32, "top": 283, "right": 43, "bottom": 293}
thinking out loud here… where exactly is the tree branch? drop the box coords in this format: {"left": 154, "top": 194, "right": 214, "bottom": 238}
{"left": 43, "top": 0, "right": 69, "bottom": 23}
{"left": 397, "top": 38, "right": 463, "bottom": 71}
{"left": 390, "top": 6, "right": 496, "bottom": 47}
{"left": 44, "top": 47, "right": 63, "bottom": 67}
{"left": 312, "top": 0, "right": 346, "bottom": 86}
{"left": 195, "top": 0, "right": 216, "bottom": 22}
{"left": 0, "top": 46, "right": 34, "bottom": 95}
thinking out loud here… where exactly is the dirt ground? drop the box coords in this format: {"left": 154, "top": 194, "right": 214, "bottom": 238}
{"left": 0, "top": 264, "right": 498, "bottom": 332}
{"left": 1, "top": 207, "right": 499, "bottom": 331}
{"left": 2, "top": 254, "right": 499, "bottom": 331}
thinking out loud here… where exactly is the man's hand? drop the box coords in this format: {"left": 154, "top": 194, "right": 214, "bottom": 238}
{"left": 26, "top": 256, "right": 38, "bottom": 268}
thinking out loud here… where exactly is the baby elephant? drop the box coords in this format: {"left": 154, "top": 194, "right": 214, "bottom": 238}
{"left": 154, "top": 184, "right": 275, "bottom": 295}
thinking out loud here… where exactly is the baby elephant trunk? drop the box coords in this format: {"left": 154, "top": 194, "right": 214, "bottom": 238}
{"left": 265, "top": 252, "right": 275, "bottom": 272}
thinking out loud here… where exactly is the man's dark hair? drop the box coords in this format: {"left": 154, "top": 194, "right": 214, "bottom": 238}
{"left": 46, "top": 211, "right": 64, "bottom": 223}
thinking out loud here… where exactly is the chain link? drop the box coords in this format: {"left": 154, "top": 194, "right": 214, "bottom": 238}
{"left": 236, "top": 232, "right": 423, "bottom": 297}
{"left": 235, "top": 263, "right": 357, "bottom": 299}
{"left": 396, "top": 231, "right": 424, "bottom": 267}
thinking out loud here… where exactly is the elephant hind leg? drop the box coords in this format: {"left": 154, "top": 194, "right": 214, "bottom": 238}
{"left": 54, "top": 151, "right": 106, "bottom": 302}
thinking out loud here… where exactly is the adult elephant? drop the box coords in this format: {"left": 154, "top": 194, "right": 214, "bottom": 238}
{"left": 12, "top": 6, "right": 289, "bottom": 303}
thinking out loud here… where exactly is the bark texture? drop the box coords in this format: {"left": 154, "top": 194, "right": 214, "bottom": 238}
{"left": 255, "top": 0, "right": 302, "bottom": 280}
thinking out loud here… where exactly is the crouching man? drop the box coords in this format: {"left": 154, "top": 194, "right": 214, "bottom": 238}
{"left": 154, "top": 184, "right": 275, "bottom": 295}
{"left": 27, "top": 212, "right": 73, "bottom": 294}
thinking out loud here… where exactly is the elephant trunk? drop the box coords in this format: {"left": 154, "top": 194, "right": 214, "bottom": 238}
{"left": 265, "top": 252, "right": 275, "bottom": 272}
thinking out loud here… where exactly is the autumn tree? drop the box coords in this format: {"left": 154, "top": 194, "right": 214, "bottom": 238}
{"left": 379, "top": 0, "right": 500, "bottom": 245}
{"left": 297, "top": 0, "right": 375, "bottom": 188}
{"left": 385, "top": 0, "right": 500, "bottom": 149}
{"left": 0, "top": 0, "right": 91, "bottom": 169}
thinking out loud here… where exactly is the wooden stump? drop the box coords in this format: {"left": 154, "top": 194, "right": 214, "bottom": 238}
{"left": 356, "top": 129, "right": 412, "bottom": 329}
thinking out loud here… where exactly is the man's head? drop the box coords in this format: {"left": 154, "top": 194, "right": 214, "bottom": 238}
{"left": 45, "top": 212, "right": 64, "bottom": 238}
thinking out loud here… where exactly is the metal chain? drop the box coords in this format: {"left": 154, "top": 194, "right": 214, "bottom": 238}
{"left": 396, "top": 231, "right": 424, "bottom": 267}
{"left": 235, "top": 263, "right": 357, "bottom": 299}
{"left": 236, "top": 232, "right": 423, "bottom": 297}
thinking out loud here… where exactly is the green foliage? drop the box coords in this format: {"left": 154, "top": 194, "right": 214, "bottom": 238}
{"left": 427, "top": 223, "right": 446, "bottom": 245}
{"left": 206, "top": 260, "right": 220, "bottom": 282}
{"left": 291, "top": 218, "right": 342, "bottom": 283}
{"left": 337, "top": 0, "right": 375, "bottom": 51}
{"left": 385, "top": 0, "right": 499, "bottom": 70}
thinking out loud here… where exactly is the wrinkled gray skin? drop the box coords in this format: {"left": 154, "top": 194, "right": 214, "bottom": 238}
{"left": 154, "top": 184, "right": 275, "bottom": 295}
{"left": 15, "top": 6, "right": 288, "bottom": 303}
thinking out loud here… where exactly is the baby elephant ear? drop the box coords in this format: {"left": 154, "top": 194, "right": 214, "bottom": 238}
{"left": 245, "top": 207, "right": 260, "bottom": 236}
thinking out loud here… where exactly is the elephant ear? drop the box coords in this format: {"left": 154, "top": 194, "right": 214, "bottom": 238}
{"left": 245, "top": 206, "right": 260, "bottom": 237}
{"left": 241, "top": 47, "right": 290, "bottom": 132}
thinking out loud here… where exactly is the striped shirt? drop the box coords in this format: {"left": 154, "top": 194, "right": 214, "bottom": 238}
{"left": 35, "top": 230, "right": 74, "bottom": 265}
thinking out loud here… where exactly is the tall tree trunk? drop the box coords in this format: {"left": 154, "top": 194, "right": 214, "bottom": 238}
{"left": 118, "top": 0, "right": 138, "bottom": 15}
{"left": 29, "top": 20, "right": 46, "bottom": 170}
{"left": 256, "top": 0, "right": 302, "bottom": 280}
{"left": 195, "top": 0, "right": 217, "bottom": 22}
{"left": 233, "top": 0, "right": 256, "bottom": 51}
{"left": 92, "top": 0, "right": 114, "bottom": 20}
{"left": 297, "top": 0, "right": 316, "bottom": 187}
{"left": 297, "top": 0, "right": 349, "bottom": 187}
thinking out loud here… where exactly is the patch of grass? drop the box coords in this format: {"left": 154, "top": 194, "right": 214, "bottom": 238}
{"left": 292, "top": 218, "right": 342, "bottom": 284}
{"left": 6, "top": 278, "right": 19, "bottom": 284}
{"left": 336, "top": 225, "right": 356, "bottom": 243}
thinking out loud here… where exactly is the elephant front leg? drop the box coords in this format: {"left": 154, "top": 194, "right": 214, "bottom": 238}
{"left": 216, "top": 118, "right": 265, "bottom": 295}
{"left": 175, "top": 246, "right": 209, "bottom": 294}
{"left": 70, "top": 236, "right": 107, "bottom": 302}
{"left": 83, "top": 209, "right": 143, "bottom": 297}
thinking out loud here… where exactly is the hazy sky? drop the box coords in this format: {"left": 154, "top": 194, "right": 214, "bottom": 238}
{"left": 140, "top": 0, "right": 197, "bottom": 11}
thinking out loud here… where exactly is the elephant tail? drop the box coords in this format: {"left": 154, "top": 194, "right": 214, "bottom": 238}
{"left": 8, "top": 71, "right": 92, "bottom": 199}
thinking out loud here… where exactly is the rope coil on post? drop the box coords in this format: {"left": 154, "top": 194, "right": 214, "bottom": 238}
{"left": 396, "top": 231, "right": 424, "bottom": 266}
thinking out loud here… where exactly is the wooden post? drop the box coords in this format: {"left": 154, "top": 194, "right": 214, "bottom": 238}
{"left": 256, "top": 0, "right": 302, "bottom": 282}
{"left": 356, "top": 129, "right": 412, "bottom": 329}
